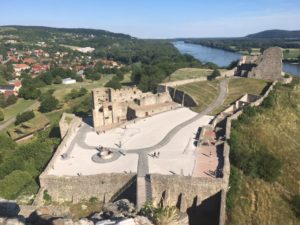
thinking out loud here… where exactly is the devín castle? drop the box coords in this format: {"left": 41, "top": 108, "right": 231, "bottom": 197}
{"left": 92, "top": 87, "right": 179, "bottom": 131}
{"left": 37, "top": 47, "right": 288, "bottom": 225}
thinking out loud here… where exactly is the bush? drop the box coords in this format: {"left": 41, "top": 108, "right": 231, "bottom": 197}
{"left": 226, "top": 167, "right": 241, "bottom": 211}
{"left": 256, "top": 151, "right": 281, "bottom": 182}
{"left": 5, "top": 94, "right": 18, "bottom": 107}
{"left": 0, "top": 109, "right": 4, "bottom": 121}
{"left": 207, "top": 69, "right": 221, "bottom": 80}
{"left": 86, "top": 73, "right": 101, "bottom": 81}
{"left": 65, "top": 88, "right": 87, "bottom": 100}
{"left": 140, "top": 202, "right": 179, "bottom": 225}
{"left": 39, "top": 96, "right": 59, "bottom": 113}
{"left": 53, "top": 76, "right": 62, "bottom": 84}
{"left": 19, "top": 87, "right": 41, "bottom": 100}
{"left": 291, "top": 195, "right": 300, "bottom": 218}
{"left": 105, "top": 78, "right": 122, "bottom": 90}
{"left": 261, "top": 91, "right": 277, "bottom": 108}
{"left": 230, "top": 131, "right": 281, "bottom": 182}
{"left": 0, "top": 170, "right": 33, "bottom": 199}
{"left": 43, "top": 189, "right": 52, "bottom": 203}
{"left": 15, "top": 110, "right": 35, "bottom": 125}
{"left": 89, "top": 196, "right": 98, "bottom": 203}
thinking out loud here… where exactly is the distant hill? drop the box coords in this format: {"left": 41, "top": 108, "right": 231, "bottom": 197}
{"left": 246, "top": 29, "right": 300, "bottom": 39}
{"left": 0, "top": 25, "right": 132, "bottom": 41}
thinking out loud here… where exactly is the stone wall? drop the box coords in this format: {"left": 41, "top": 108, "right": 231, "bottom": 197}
{"left": 39, "top": 174, "right": 136, "bottom": 203}
{"left": 167, "top": 87, "right": 198, "bottom": 107}
{"left": 237, "top": 47, "right": 283, "bottom": 81}
{"left": 149, "top": 174, "right": 226, "bottom": 212}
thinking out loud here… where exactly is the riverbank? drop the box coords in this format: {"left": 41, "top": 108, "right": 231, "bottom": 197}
{"left": 173, "top": 41, "right": 300, "bottom": 76}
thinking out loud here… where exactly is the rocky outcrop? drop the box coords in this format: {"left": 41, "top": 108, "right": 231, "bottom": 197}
{"left": 0, "top": 199, "right": 152, "bottom": 225}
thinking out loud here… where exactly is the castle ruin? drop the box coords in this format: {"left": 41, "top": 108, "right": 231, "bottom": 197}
{"left": 92, "top": 87, "right": 179, "bottom": 131}
{"left": 237, "top": 47, "right": 283, "bottom": 81}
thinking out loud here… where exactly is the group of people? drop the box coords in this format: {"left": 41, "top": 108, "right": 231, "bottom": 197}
{"left": 151, "top": 151, "right": 160, "bottom": 158}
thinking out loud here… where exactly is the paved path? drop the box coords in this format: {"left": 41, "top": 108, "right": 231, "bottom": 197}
{"left": 0, "top": 101, "right": 39, "bottom": 131}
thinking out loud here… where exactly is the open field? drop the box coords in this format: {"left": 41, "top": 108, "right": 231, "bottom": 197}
{"left": 166, "top": 68, "right": 213, "bottom": 82}
{"left": 177, "top": 80, "right": 220, "bottom": 113}
{"left": 228, "top": 79, "right": 300, "bottom": 225}
{"left": 41, "top": 76, "right": 113, "bottom": 101}
{"left": 213, "top": 78, "right": 268, "bottom": 114}
{"left": 1, "top": 99, "right": 37, "bottom": 123}
{"left": 7, "top": 112, "right": 49, "bottom": 140}
{"left": 283, "top": 48, "right": 300, "bottom": 59}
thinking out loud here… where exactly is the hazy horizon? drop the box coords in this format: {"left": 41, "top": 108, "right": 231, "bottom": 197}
{"left": 1, "top": 0, "right": 300, "bottom": 38}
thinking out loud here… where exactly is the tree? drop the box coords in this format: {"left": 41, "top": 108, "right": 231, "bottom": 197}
{"left": 39, "top": 96, "right": 59, "bottom": 113}
{"left": 207, "top": 69, "right": 221, "bottom": 80}
{"left": 105, "top": 79, "right": 122, "bottom": 90}
{"left": 5, "top": 95, "right": 17, "bottom": 107}
{"left": 42, "top": 72, "right": 53, "bottom": 85}
{"left": 15, "top": 111, "right": 35, "bottom": 125}
{"left": 19, "top": 87, "right": 41, "bottom": 100}
{"left": 53, "top": 76, "right": 62, "bottom": 84}
{"left": 0, "top": 109, "right": 4, "bottom": 121}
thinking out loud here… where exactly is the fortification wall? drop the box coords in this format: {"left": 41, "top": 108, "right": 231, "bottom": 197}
{"left": 39, "top": 174, "right": 136, "bottom": 203}
{"left": 139, "top": 92, "right": 172, "bottom": 106}
{"left": 167, "top": 87, "right": 198, "bottom": 107}
{"left": 149, "top": 174, "right": 226, "bottom": 212}
{"left": 248, "top": 47, "right": 283, "bottom": 81}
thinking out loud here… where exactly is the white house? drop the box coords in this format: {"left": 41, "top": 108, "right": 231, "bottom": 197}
{"left": 62, "top": 78, "right": 76, "bottom": 85}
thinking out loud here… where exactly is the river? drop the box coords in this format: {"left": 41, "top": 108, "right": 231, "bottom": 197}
{"left": 173, "top": 41, "right": 300, "bottom": 77}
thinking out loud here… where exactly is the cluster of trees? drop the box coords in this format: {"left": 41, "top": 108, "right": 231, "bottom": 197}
{"left": 207, "top": 69, "right": 221, "bottom": 80}
{"left": 0, "top": 65, "right": 14, "bottom": 84}
{"left": 41, "top": 68, "right": 83, "bottom": 85}
{"left": 0, "top": 94, "right": 17, "bottom": 108}
{"left": 39, "top": 90, "right": 59, "bottom": 113}
{"left": 186, "top": 38, "right": 300, "bottom": 55}
{"left": 15, "top": 110, "right": 35, "bottom": 125}
{"left": 130, "top": 48, "right": 206, "bottom": 92}
{"left": 65, "top": 88, "right": 87, "bottom": 100}
{"left": 0, "top": 129, "right": 60, "bottom": 199}
{"left": 0, "top": 109, "right": 4, "bottom": 121}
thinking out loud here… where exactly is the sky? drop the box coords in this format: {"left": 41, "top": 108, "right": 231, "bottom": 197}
{"left": 0, "top": 0, "right": 300, "bottom": 38}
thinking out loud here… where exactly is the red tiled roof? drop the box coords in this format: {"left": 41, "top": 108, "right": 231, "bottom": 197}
{"left": 14, "top": 64, "right": 30, "bottom": 69}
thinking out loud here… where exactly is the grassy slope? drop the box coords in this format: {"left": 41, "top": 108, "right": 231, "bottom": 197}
{"left": 178, "top": 78, "right": 268, "bottom": 115}
{"left": 1, "top": 99, "right": 37, "bottom": 123}
{"left": 166, "top": 68, "right": 213, "bottom": 82}
{"left": 213, "top": 78, "right": 268, "bottom": 114}
{"left": 228, "top": 78, "right": 300, "bottom": 225}
{"left": 177, "top": 80, "right": 219, "bottom": 112}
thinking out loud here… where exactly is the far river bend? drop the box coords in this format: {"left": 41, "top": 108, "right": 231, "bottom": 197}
{"left": 173, "top": 41, "right": 300, "bottom": 77}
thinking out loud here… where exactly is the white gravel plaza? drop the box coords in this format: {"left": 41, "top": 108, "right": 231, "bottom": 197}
{"left": 47, "top": 107, "right": 213, "bottom": 177}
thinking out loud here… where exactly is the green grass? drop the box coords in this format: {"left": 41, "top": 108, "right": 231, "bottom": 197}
{"left": 7, "top": 112, "right": 49, "bottom": 140}
{"left": 121, "top": 72, "right": 132, "bottom": 85}
{"left": 177, "top": 80, "right": 220, "bottom": 113}
{"left": 213, "top": 78, "right": 268, "bottom": 114}
{"left": 227, "top": 79, "right": 300, "bottom": 225}
{"left": 45, "top": 110, "right": 64, "bottom": 125}
{"left": 283, "top": 48, "right": 300, "bottom": 60}
{"left": 41, "top": 76, "right": 113, "bottom": 102}
{"left": 1, "top": 99, "right": 37, "bottom": 123}
{"left": 166, "top": 68, "right": 213, "bottom": 82}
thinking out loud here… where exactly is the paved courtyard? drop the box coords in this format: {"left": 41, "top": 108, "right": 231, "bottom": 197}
{"left": 47, "top": 107, "right": 213, "bottom": 176}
